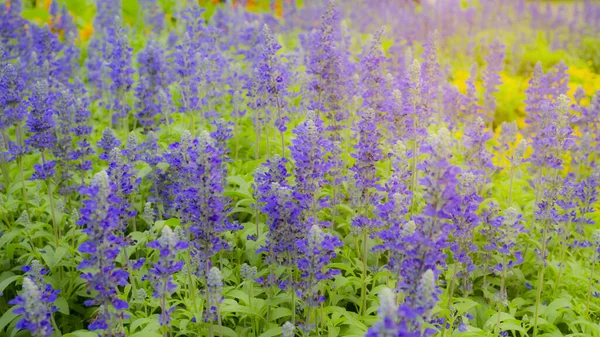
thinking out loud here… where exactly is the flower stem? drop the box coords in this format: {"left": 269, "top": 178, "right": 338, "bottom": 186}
{"left": 41, "top": 152, "right": 59, "bottom": 243}
{"left": 360, "top": 231, "right": 369, "bottom": 317}
{"left": 587, "top": 245, "right": 598, "bottom": 318}
{"left": 441, "top": 266, "right": 458, "bottom": 337}
{"left": 533, "top": 219, "right": 549, "bottom": 337}
{"left": 495, "top": 255, "right": 508, "bottom": 336}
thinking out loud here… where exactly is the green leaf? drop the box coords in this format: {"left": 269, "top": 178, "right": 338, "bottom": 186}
{"left": 0, "top": 309, "right": 17, "bottom": 332}
{"left": 454, "top": 298, "right": 480, "bottom": 314}
{"left": 63, "top": 331, "right": 99, "bottom": 337}
{"left": 258, "top": 326, "right": 282, "bottom": 337}
{"left": 55, "top": 296, "right": 70, "bottom": 315}
{"left": 0, "top": 274, "right": 21, "bottom": 294}
{"left": 130, "top": 332, "right": 162, "bottom": 337}
{"left": 21, "top": 8, "right": 50, "bottom": 22}
{"left": 544, "top": 298, "right": 572, "bottom": 324}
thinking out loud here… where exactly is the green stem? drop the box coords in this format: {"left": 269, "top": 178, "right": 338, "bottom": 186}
{"left": 0, "top": 162, "right": 9, "bottom": 193}
{"left": 507, "top": 165, "right": 515, "bottom": 206}
{"left": 254, "top": 110, "right": 261, "bottom": 160}
{"left": 291, "top": 266, "right": 296, "bottom": 325}
{"left": 248, "top": 282, "right": 258, "bottom": 337}
{"left": 42, "top": 152, "right": 60, "bottom": 244}
{"left": 217, "top": 304, "right": 223, "bottom": 337}
{"left": 495, "top": 255, "right": 508, "bottom": 336}
{"left": 533, "top": 220, "right": 550, "bottom": 337}
{"left": 553, "top": 220, "right": 571, "bottom": 296}
{"left": 440, "top": 266, "right": 458, "bottom": 337}
{"left": 587, "top": 250, "right": 597, "bottom": 318}
{"left": 185, "top": 250, "right": 198, "bottom": 319}
{"left": 410, "top": 107, "right": 419, "bottom": 215}
{"left": 17, "top": 156, "right": 29, "bottom": 213}
{"left": 360, "top": 231, "right": 368, "bottom": 317}
{"left": 276, "top": 96, "right": 285, "bottom": 158}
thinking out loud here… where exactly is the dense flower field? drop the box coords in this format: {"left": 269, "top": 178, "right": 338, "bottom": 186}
{"left": 1, "top": 0, "right": 600, "bottom": 336}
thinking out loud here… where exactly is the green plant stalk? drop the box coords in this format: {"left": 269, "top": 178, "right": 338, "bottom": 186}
{"left": 265, "top": 122, "right": 271, "bottom": 158}
{"left": 41, "top": 152, "right": 60, "bottom": 243}
{"left": 130, "top": 194, "right": 137, "bottom": 232}
{"left": 217, "top": 304, "right": 223, "bottom": 337}
{"left": 440, "top": 265, "right": 458, "bottom": 337}
{"left": 255, "top": 205, "right": 260, "bottom": 242}
{"left": 266, "top": 263, "right": 275, "bottom": 328}
{"left": 0, "top": 161, "right": 9, "bottom": 193}
{"left": 185, "top": 249, "right": 198, "bottom": 319}
{"left": 360, "top": 230, "right": 368, "bottom": 317}
{"left": 410, "top": 110, "right": 419, "bottom": 215}
{"left": 206, "top": 265, "right": 214, "bottom": 337}
{"left": 189, "top": 113, "right": 195, "bottom": 136}
{"left": 234, "top": 108, "right": 239, "bottom": 161}
{"left": 17, "top": 156, "right": 29, "bottom": 213}
{"left": 495, "top": 255, "right": 508, "bottom": 336}
{"left": 553, "top": 219, "right": 571, "bottom": 296}
{"left": 291, "top": 266, "right": 296, "bottom": 325}
{"left": 254, "top": 109, "right": 261, "bottom": 160}
{"left": 1, "top": 132, "right": 10, "bottom": 192}
{"left": 320, "top": 282, "right": 325, "bottom": 336}
{"left": 533, "top": 218, "right": 550, "bottom": 337}
{"left": 248, "top": 281, "right": 258, "bottom": 337}
{"left": 276, "top": 96, "right": 285, "bottom": 158}
{"left": 587, "top": 245, "right": 598, "bottom": 318}
{"left": 161, "top": 280, "right": 169, "bottom": 337}
{"left": 507, "top": 164, "right": 516, "bottom": 206}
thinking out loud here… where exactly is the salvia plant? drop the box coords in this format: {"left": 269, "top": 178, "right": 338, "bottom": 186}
{"left": 0, "top": 1, "right": 600, "bottom": 337}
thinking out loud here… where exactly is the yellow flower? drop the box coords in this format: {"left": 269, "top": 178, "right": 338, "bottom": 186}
{"left": 453, "top": 70, "right": 470, "bottom": 94}
{"left": 79, "top": 22, "right": 94, "bottom": 43}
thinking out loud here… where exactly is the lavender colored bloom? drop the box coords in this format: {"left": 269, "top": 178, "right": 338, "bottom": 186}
{"left": 172, "top": 32, "right": 201, "bottom": 114}
{"left": 302, "top": 0, "right": 346, "bottom": 124}
{"left": 206, "top": 267, "right": 224, "bottom": 322}
{"left": 420, "top": 31, "right": 441, "bottom": 121}
{"left": 106, "top": 147, "right": 139, "bottom": 231}
{"left": 295, "top": 225, "right": 342, "bottom": 309}
{"left": 253, "top": 24, "right": 289, "bottom": 133}
{"left": 30, "top": 161, "right": 56, "bottom": 181}
{"left": 290, "top": 112, "right": 332, "bottom": 218}
{"left": 449, "top": 172, "right": 482, "bottom": 292}
{"left": 9, "top": 278, "right": 54, "bottom": 337}
{"left": 530, "top": 95, "right": 576, "bottom": 171}
{"left": 77, "top": 171, "right": 129, "bottom": 333}
{"left": 21, "top": 260, "right": 59, "bottom": 308}
{"left": 135, "top": 41, "right": 172, "bottom": 131}
{"left": 97, "top": 128, "right": 121, "bottom": 161}
{"left": 139, "top": 0, "right": 165, "bottom": 34}
{"left": 359, "top": 27, "right": 388, "bottom": 116}
{"left": 462, "top": 63, "right": 480, "bottom": 122}
{"left": 350, "top": 108, "right": 384, "bottom": 215}
{"left": 145, "top": 226, "right": 188, "bottom": 326}
{"left": 25, "top": 81, "right": 55, "bottom": 152}
{"left": 547, "top": 61, "right": 569, "bottom": 98}
{"left": 482, "top": 38, "right": 505, "bottom": 123}
{"left": 0, "top": 0, "right": 28, "bottom": 59}
{"left": 524, "top": 62, "right": 548, "bottom": 134}
{"left": 463, "top": 117, "right": 495, "bottom": 188}
{"left": 366, "top": 270, "right": 439, "bottom": 337}
{"left": 257, "top": 180, "right": 303, "bottom": 268}
{"left": 210, "top": 118, "right": 234, "bottom": 160}
{"left": 164, "top": 131, "right": 238, "bottom": 277}
{"left": 240, "top": 263, "right": 258, "bottom": 281}
{"left": 401, "top": 129, "right": 459, "bottom": 297}
{"left": 366, "top": 288, "right": 399, "bottom": 337}
{"left": 105, "top": 19, "right": 134, "bottom": 128}
{"left": 282, "top": 321, "right": 295, "bottom": 337}
{"left": 0, "top": 62, "right": 27, "bottom": 130}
